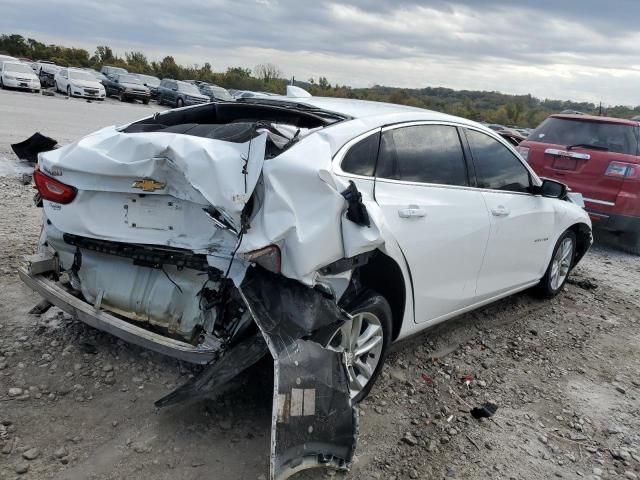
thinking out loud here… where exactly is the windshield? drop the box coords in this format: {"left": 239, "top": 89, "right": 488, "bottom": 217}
{"left": 529, "top": 117, "right": 639, "bottom": 156}
{"left": 138, "top": 75, "right": 160, "bottom": 87}
{"left": 5, "top": 62, "right": 33, "bottom": 74}
{"left": 69, "top": 70, "right": 96, "bottom": 82}
{"left": 178, "top": 81, "right": 201, "bottom": 95}
{"left": 118, "top": 74, "right": 142, "bottom": 85}
{"left": 211, "top": 86, "right": 233, "bottom": 101}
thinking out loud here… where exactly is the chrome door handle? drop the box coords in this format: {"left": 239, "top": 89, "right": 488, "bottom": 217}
{"left": 491, "top": 206, "right": 510, "bottom": 217}
{"left": 398, "top": 205, "right": 426, "bottom": 218}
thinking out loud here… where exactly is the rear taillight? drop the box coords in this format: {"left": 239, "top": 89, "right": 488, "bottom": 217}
{"left": 243, "top": 245, "right": 281, "bottom": 274}
{"left": 517, "top": 146, "right": 529, "bottom": 162}
{"left": 604, "top": 161, "right": 640, "bottom": 180}
{"left": 33, "top": 167, "right": 77, "bottom": 204}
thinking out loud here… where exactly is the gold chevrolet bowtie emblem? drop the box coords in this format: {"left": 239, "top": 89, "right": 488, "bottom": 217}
{"left": 132, "top": 179, "right": 166, "bottom": 192}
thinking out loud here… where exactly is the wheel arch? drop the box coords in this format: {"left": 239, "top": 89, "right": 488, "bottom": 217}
{"left": 354, "top": 250, "right": 408, "bottom": 340}
{"left": 568, "top": 222, "right": 592, "bottom": 267}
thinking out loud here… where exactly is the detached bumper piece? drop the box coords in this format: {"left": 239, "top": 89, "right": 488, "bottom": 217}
{"left": 239, "top": 268, "right": 357, "bottom": 480}
{"left": 11, "top": 132, "right": 58, "bottom": 162}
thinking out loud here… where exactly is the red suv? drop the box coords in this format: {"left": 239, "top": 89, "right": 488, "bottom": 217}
{"left": 518, "top": 114, "right": 640, "bottom": 253}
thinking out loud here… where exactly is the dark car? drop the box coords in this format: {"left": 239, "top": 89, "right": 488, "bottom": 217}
{"left": 156, "top": 79, "right": 209, "bottom": 107}
{"left": 519, "top": 114, "right": 640, "bottom": 253}
{"left": 100, "top": 65, "right": 128, "bottom": 77}
{"left": 102, "top": 73, "right": 150, "bottom": 104}
{"left": 135, "top": 74, "right": 161, "bottom": 99}
{"left": 197, "top": 83, "right": 234, "bottom": 102}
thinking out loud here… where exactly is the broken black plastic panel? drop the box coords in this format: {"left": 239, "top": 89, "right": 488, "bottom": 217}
{"left": 11, "top": 132, "right": 58, "bottom": 162}
{"left": 341, "top": 180, "right": 370, "bottom": 227}
{"left": 155, "top": 266, "right": 358, "bottom": 479}
{"left": 238, "top": 267, "right": 357, "bottom": 480}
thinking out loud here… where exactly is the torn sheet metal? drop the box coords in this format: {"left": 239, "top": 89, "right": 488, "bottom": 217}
{"left": 238, "top": 267, "right": 357, "bottom": 480}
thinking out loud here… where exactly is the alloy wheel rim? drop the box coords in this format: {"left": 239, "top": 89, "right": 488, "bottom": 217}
{"left": 329, "top": 311, "right": 384, "bottom": 399}
{"left": 550, "top": 237, "right": 574, "bottom": 291}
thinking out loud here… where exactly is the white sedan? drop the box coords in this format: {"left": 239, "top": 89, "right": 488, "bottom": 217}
{"left": 20, "top": 97, "right": 591, "bottom": 479}
{"left": 0, "top": 61, "right": 41, "bottom": 92}
{"left": 54, "top": 67, "right": 106, "bottom": 100}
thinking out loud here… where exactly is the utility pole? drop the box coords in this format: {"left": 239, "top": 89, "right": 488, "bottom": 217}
{"left": 599, "top": 102, "right": 603, "bottom": 116}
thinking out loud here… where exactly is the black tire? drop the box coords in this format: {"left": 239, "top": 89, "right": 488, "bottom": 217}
{"left": 1, "top": 77, "right": 5, "bottom": 89}
{"left": 177, "top": 98, "right": 184, "bottom": 108}
{"left": 66, "top": 86, "right": 71, "bottom": 98}
{"left": 119, "top": 92, "right": 127, "bottom": 102}
{"left": 143, "top": 99, "right": 149, "bottom": 105}
{"left": 54, "top": 81, "right": 59, "bottom": 93}
{"left": 535, "top": 230, "right": 577, "bottom": 298}
{"left": 338, "top": 289, "right": 393, "bottom": 404}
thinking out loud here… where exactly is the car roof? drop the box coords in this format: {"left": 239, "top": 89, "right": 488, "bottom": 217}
{"left": 253, "top": 95, "right": 482, "bottom": 127}
{"left": 550, "top": 113, "right": 640, "bottom": 126}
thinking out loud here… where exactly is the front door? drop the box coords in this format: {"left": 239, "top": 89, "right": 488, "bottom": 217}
{"left": 463, "top": 128, "right": 555, "bottom": 299}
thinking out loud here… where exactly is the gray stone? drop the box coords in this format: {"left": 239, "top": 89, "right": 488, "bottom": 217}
{"left": 22, "top": 447, "right": 40, "bottom": 460}
{"left": 8, "top": 388, "right": 23, "bottom": 397}
{"left": 15, "top": 463, "right": 30, "bottom": 474}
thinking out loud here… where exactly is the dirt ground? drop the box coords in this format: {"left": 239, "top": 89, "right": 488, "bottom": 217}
{"left": 1, "top": 89, "right": 639, "bottom": 480}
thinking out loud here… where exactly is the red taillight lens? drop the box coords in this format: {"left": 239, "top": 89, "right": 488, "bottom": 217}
{"left": 33, "top": 167, "right": 77, "bottom": 204}
{"left": 243, "top": 245, "right": 281, "bottom": 274}
{"left": 604, "top": 161, "right": 640, "bottom": 180}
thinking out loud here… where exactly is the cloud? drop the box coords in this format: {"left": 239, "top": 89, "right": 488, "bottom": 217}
{"left": 2, "top": 0, "right": 639, "bottom": 105}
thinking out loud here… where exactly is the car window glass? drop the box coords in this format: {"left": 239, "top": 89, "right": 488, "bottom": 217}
{"left": 377, "top": 125, "right": 468, "bottom": 186}
{"left": 341, "top": 132, "right": 380, "bottom": 176}
{"left": 466, "top": 129, "right": 531, "bottom": 193}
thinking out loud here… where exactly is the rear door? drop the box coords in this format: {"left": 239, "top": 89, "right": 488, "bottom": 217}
{"left": 524, "top": 117, "right": 640, "bottom": 209}
{"left": 464, "top": 128, "right": 555, "bottom": 299}
{"left": 373, "top": 123, "right": 491, "bottom": 323}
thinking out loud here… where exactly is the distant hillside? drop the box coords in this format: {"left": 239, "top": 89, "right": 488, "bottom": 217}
{"left": 3, "top": 32, "right": 639, "bottom": 128}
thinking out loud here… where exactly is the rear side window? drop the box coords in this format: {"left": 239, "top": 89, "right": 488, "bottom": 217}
{"left": 466, "top": 129, "right": 531, "bottom": 193}
{"left": 341, "top": 132, "right": 380, "bottom": 176}
{"left": 377, "top": 125, "right": 468, "bottom": 186}
{"left": 530, "top": 118, "right": 639, "bottom": 156}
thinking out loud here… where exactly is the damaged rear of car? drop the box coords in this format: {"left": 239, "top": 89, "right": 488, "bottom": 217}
{"left": 20, "top": 98, "right": 388, "bottom": 479}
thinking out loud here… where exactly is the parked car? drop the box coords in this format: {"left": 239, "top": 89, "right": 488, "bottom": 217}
{"left": 519, "top": 113, "right": 640, "bottom": 253}
{"left": 100, "top": 65, "right": 128, "bottom": 77}
{"left": 54, "top": 68, "right": 106, "bottom": 100}
{"left": 0, "top": 54, "right": 18, "bottom": 64}
{"left": 36, "top": 62, "right": 62, "bottom": 88}
{"left": 20, "top": 97, "right": 591, "bottom": 479}
{"left": 197, "top": 82, "right": 234, "bottom": 102}
{"left": 102, "top": 73, "right": 150, "bottom": 103}
{"left": 83, "top": 68, "right": 109, "bottom": 83}
{"left": 135, "top": 73, "right": 161, "bottom": 98}
{"left": 156, "top": 78, "right": 209, "bottom": 107}
{"left": 0, "top": 61, "right": 41, "bottom": 92}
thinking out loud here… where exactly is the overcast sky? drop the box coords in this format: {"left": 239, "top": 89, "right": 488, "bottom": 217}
{"left": 3, "top": 0, "right": 640, "bottom": 105}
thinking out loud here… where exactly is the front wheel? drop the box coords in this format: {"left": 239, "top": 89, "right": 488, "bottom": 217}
{"left": 329, "top": 290, "right": 392, "bottom": 403}
{"left": 66, "top": 86, "right": 71, "bottom": 97}
{"left": 536, "top": 230, "right": 576, "bottom": 298}
{"left": 0, "top": 77, "right": 4, "bottom": 89}
{"left": 176, "top": 98, "right": 184, "bottom": 108}
{"left": 119, "top": 92, "right": 127, "bottom": 102}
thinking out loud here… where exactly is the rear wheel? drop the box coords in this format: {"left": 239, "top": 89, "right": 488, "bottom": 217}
{"left": 536, "top": 230, "right": 576, "bottom": 298}
{"left": 328, "top": 290, "right": 392, "bottom": 403}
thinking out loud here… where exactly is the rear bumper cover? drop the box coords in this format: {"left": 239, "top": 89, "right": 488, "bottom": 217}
{"left": 18, "top": 267, "right": 219, "bottom": 364}
{"left": 588, "top": 210, "right": 640, "bottom": 233}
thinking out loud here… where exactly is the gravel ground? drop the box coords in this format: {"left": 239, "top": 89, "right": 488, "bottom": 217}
{"left": 1, "top": 89, "right": 639, "bottom": 480}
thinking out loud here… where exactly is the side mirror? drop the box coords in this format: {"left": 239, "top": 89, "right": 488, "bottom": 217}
{"left": 534, "top": 179, "right": 568, "bottom": 199}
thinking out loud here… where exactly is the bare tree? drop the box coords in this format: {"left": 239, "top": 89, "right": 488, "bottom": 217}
{"left": 254, "top": 63, "right": 282, "bottom": 82}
